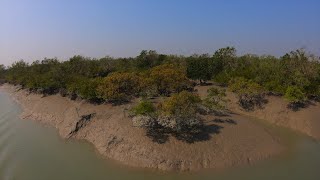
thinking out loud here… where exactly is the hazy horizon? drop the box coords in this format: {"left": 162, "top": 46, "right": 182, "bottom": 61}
{"left": 1, "top": 0, "right": 320, "bottom": 66}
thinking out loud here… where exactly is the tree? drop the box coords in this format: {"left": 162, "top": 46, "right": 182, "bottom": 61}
{"left": 202, "top": 87, "right": 227, "bottom": 113}
{"left": 212, "top": 47, "right": 237, "bottom": 83}
{"left": 23, "top": 58, "right": 63, "bottom": 94}
{"left": 213, "top": 47, "right": 236, "bottom": 69}
{"left": 131, "top": 91, "right": 209, "bottom": 143}
{"left": 97, "top": 57, "right": 116, "bottom": 77}
{"left": 134, "top": 50, "right": 164, "bottom": 70}
{"left": 229, "top": 77, "right": 265, "bottom": 111}
{"left": 186, "top": 54, "right": 213, "bottom": 84}
{"left": 131, "top": 99, "right": 156, "bottom": 116}
{"left": 5, "top": 60, "right": 29, "bottom": 86}
{"left": 157, "top": 91, "right": 202, "bottom": 132}
{"left": 285, "top": 86, "right": 307, "bottom": 109}
{"left": 280, "top": 49, "right": 318, "bottom": 92}
{"left": 3, "top": 48, "right": 320, "bottom": 110}
{"left": 0, "top": 64, "right": 5, "bottom": 84}
{"left": 132, "top": 92, "right": 202, "bottom": 130}
{"left": 97, "top": 72, "right": 143, "bottom": 103}
{"left": 67, "top": 77, "right": 102, "bottom": 102}
{"left": 148, "top": 64, "right": 191, "bottom": 96}
{"left": 0, "top": 64, "right": 5, "bottom": 72}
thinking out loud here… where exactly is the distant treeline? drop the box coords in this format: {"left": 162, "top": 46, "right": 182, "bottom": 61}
{"left": 0, "top": 47, "right": 319, "bottom": 105}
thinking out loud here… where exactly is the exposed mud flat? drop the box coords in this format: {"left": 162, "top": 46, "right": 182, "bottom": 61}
{"left": 196, "top": 85, "right": 320, "bottom": 140}
{"left": 1, "top": 84, "right": 284, "bottom": 171}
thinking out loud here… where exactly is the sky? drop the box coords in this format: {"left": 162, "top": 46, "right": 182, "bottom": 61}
{"left": 0, "top": 0, "right": 320, "bottom": 65}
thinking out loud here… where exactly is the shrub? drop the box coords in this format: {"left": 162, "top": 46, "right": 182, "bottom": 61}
{"left": 285, "top": 86, "right": 307, "bottom": 104}
{"left": 97, "top": 72, "right": 142, "bottom": 103}
{"left": 186, "top": 55, "right": 213, "bottom": 84}
{"left": 137, "top": 73, "right": 159, "bottom": 98}
{"left": 202, "top": 87, "right": 227, "bottom": 112}
{"left": 132, "top": 115, "right": 155, "bottom": 128}
{"left": 134, "top": 50, "right": 164, "bottom": 70}
{"left": 157, "top": 91, "right": 202, "bottom": 132}
{"left": 67, "top": 77, "right": 102, "bottom": 101}
{"left": 264, "top": 80, "right": 286, "bottom": 95}
{"left": 131, "top": 91, "right": 203, "bottom": 132}
{"left": 229, "top": 77, "right": 266, "bottom": 110}
{"left": 131, "top": 100, "right": 156, "bottom": 116}
{"left": 148, "top": 64, "right": 191, "bottom": 96}
{"left": 315, "top": 86, "right": 320, "bottom": 100}
{"left": 213, "top": 71, "right": 232, "bottom": 85}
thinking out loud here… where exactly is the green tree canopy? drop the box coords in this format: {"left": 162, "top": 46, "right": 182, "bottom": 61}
{"left": 186, "top": 54, "right": 213, "bottom": 84}
{"left": 97, "top": 72, "right": 143, "bottom": 103}
{"left": 148, "top": 63, "right": 191, "bottom": 95}
{"left": 229, "top": 77, "right": 265, "bottom": 111}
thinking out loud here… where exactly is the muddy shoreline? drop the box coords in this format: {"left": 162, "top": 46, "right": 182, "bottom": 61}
{"left": 195, "top": 86, "right": 320, "bottom": 140}
{"left": 0, "top": 84, "right": 296, "bottom": 171}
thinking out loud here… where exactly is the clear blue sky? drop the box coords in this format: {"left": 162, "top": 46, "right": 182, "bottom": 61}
{"left": 1, "top": 0, "right": 319, "bottom": 65}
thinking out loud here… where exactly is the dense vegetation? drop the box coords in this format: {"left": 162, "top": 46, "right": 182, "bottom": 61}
{"left": 229, "top": 77, "right": 266, "bottom": 110}
{"left": 132, "top": 91, "right": 211, "bottom": 143}
{"left": 0, "top": 64, "right": 5, "bottom": 84}
{"left": 1, "top": 48, "right": 319, "bottom": 141}
{"left": 1, "top": 48, "right": 320, "bottom": 105}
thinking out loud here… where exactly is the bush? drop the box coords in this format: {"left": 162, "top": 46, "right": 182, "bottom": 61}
{"left": 131, "top": 91, "right": 203, "bottom": 132}
{"left": 3, "top": 48, "right": 320, "bottom": 105}
{"left": 202, "top": 87, "right": 227, "bottom": 112}
{"left": 285, "top": 86, "right": 307, "bottom": 104}
{"left": 0, "top": 64, "right": 6, "bottom": 83}
{"left": 157, "top": 91, "right": 202, "bottom": 132}
{"left": 131, "top": 100, "right": 156, "bottom": 116}
{"left": 148, "top": 64, "right": 191, "bottom": 96}
{"left": 134, "top": 50, "right": 164, "bottom": 70}
{"left": 67, "top": 77, "right": 102, "bottom": 101}
{"left": 229, "top": 77, "right": 266, "bottom": 110}
{"left": 186, "top": 55, "right": 213, "bottom": 84}
{"left": 97, "top": 72, "right": 142, "bottom": 103}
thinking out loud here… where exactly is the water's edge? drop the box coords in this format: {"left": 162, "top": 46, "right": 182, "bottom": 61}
{"left": 1, "top": 85, "right": 286, "bottom": 171}
{"left": 1, "top": 90, "right": 320, "bottom": 180}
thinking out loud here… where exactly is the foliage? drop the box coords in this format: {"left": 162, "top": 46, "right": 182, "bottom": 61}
{"left": 0, "top": 64, "right": 5, "bottom": 84}
{"left": 2, "top": 48, "right": 319, "bottom": 109}
{"left": 159, "top": 91, "right": 201, "bottom": 117}
{"left": 202, "top": 87, "right": 227, "bottom": 112}
{"left": 157, "top": 91, "right": 202, "bottom": 132}
{"left": 134, "top": 50, "right": 165, "bottom": 70}
{"left": 132, "top": 91, "right": 202, "bottom": 131}
{"left": 5, "top": 60, "right": 29, "bottom": 86}
{"left": 284, "top": 86, "right": 307, "bottom": 104}
{"left": 229, "top": 77, "right": 266, "bottom": 110}
{"left": 212, "top": 46, "right": 237, "bottom": 82}
{"left": 213, "top": 46, "right": 236, "bottom": 61}
{"left": 131, "top": 99, "right": 156, "bottom": 116}
{"left": 67, "top": 77, "right": 102, "bottom": 101}
{"left": 97, "top": 72, "right": 142, "bottom": 103}
{"left": 2, "top": 47, "right": 320, "bottom": 143}
{"left": 0, "top": 64, "right": 5, "bottom": 74}
{"left": 0, "top": 64, "right": 5, "bottom": 77}
{"left": 186, "top": 54, "right": 213, "bottom": 84}
{"left": 148, "top": 64, "right": 191, "bottom": 95}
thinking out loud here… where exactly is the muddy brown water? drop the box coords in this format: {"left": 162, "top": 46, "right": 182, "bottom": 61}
{"left": 0, "top": 92, "right": 320, "bottom": 180}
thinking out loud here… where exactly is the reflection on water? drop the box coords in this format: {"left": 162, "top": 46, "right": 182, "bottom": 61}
{"left": 0, "top": 92, "right": 319, "bottom": 180}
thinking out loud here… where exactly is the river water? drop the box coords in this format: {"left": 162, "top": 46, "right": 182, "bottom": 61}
{"left": 0, "top": 91, "right": 320, "bottom": 180}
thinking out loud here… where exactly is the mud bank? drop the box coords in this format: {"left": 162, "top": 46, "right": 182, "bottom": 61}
{"left": 1, "top": 84, "right": 283, "bottom": 171}
{"left": 197, "top": 86, "right": 320, "bottom": 140}
{"left": 228, "top": 93, "right": 320, "bottom": 140}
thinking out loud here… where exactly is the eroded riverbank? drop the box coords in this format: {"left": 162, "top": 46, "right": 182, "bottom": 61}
{"left": 1, "top": 90, "right": 320, "bottom": 180}
{"left": 0, "top": 84, "right": 285, "bottom": 171}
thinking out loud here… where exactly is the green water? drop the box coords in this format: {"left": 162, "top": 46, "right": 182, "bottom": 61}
{"left": 0, "top": 92, "right": 320, "bottom": 180}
